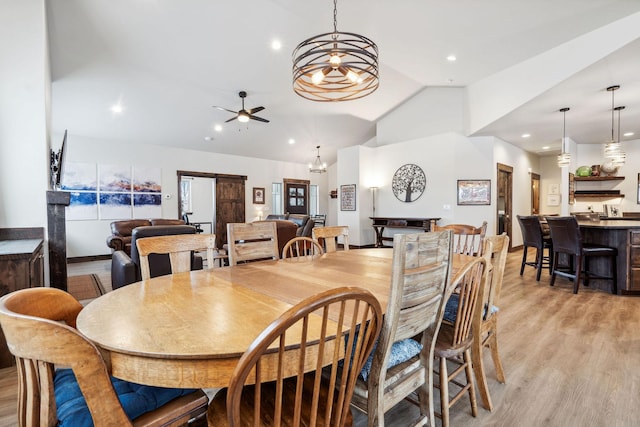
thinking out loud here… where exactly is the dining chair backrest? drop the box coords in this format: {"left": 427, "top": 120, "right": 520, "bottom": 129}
{"left": 350, "top": 230, "right": 453, "bottom": 426}
{"left": 472, "top": 233, "right": 509, "bottom": 411}
{"left": 136, "top": 233, "right": 217, "bottom": 280}
{"left": 312, "top": 225, "right": 349, "bottom": 252}
{"left": 0, "top": 287, "right": 208, "bottom": 426}
{"left": 434, "top": 255, "right": 488, "bottom": 426}
{"left": 223, "top": 287, "right": 383, "bottom": 426}
{"left": 433, "top": 221, "right": 487, "bottom": 256}
{"left": 281, "top": 236, "right": 324, "bottom": 260}
{"left": 480, "top": 233, "right": 509, "bottom": 320}
{"left": 517, "top": 215, "right": 545, "bottom": 249}
{"left": 545, "top": 216, "right": 583, "bottom": 255}
{"left": 227, "top": 221, "right": 279, "bottom": 266}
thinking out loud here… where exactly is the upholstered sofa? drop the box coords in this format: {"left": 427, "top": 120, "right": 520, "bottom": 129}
{"left": 106, "top": 219, "right": 185, "bottom": 256}
{"left": 264, "top": 214, "right": 315, "bottom": 238}
{"left": 111, "top": 225, "right": 202, "bottom": 289}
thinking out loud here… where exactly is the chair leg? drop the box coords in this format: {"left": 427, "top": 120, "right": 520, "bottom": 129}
{"left": 463, "top": 349, "right": 478, "bottom": 418}
{"left": 548, "top": 245, "right": 554, "bottom": 274}
{"left": 440, "top": 356, "right": 450, "bottom": 427}
{"left": 520, "top": 247, "right": 528, "bottom": 275}
{"left": 471, "top": 333, "right": 493, "bottom": 411}
{"left": 574, "top": 255, "right": 583, "bottom": 294}
{"left": 611, "top": 254, "right": 618, "bottom": 295}
{"left": 550, "top": 253, "right": 559, "bottom": 286}
{"left": 535, "top": 248, "right": 543, "bottom": 281}
{"left": 487, "top": 323, "right": 506, "bottom": 384}
{"left": 416, "top": 361, "right": 434, "bottom": 427}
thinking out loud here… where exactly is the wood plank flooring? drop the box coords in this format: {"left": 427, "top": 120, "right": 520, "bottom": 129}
{"left": 2, "top": 249, "right": 640, "bottom": 426}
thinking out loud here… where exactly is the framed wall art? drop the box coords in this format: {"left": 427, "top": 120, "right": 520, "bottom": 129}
{"left": 392, "top": 164, "right": 426, "bottom": 202}
{"left": 253, "top": 187, "right": 265, "bottom": 204}
{"left": 457, "top": 180, "right": 491, "bottom": 205}
{"left": 340, "top": 184, "right": 356, "bottom": 211}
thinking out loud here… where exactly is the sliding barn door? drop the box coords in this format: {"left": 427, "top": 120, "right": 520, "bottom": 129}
{"left": 215, "top": 176, "right": 245, "bottom": 247}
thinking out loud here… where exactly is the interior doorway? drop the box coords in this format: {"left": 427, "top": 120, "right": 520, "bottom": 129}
{"left": 496, "top": 163, "right": 513, "bottom": 250}
{"left": 283, "top": 178, "right": 310, "bottom": 215}
{"left": 531, "top": 172, "right": 541, "bottom": 215}
{"left": 177, "top": 171, "right": 246, "bottom": 247}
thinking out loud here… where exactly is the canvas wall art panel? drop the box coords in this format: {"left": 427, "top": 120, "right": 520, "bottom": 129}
{"left": 66, "top": 191, "right": 98, "bottom": 220}
{"left": 99, "top": 164, "right": 132, "bottom": 192}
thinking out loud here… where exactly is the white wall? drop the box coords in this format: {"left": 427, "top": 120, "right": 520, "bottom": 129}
{"left": 0, "top": 0, "right": 49, "bottom": 227}
{"left": 64, "top": 135, "right": 327, "bottom": 257}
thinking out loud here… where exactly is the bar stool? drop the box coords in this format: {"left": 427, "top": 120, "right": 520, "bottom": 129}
{"left": 517, "top": 215, "right": 553, "bottom": 281}
{"left": 545, "top": 216, "right": 617, "bottom": 294}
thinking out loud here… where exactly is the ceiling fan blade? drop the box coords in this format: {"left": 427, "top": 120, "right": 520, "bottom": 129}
{"left": 225, "top": 116, "right": 238, "bottom": 123}
{"left": 213, "top": 106, "right": 238, "bottom": 114}
{"left": 247, "top": 106, "right": 265, "bottom": 115}
{"left": 250, "top": 115, "right": 270, "bottom": 123}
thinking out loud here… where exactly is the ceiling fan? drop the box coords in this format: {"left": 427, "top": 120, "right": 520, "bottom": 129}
{"left": 213, "top": 91, "right": 269, "bottom": 123}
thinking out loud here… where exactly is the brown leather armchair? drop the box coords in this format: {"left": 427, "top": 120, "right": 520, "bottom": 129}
{"left": 107, "top": 219, "right": 185, "bottom": 256}
{"left": 264, "top": 214, "right": 315, "bottom": 238}
{"left": 111, "top": 225, "right": 202, "bottom": 290}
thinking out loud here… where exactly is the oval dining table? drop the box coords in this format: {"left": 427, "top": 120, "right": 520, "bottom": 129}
{"left": 77, "top": 248, "right": 473, "bottom": 389}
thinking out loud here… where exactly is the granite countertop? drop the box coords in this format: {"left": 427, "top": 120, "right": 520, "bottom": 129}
{"left": 0, "top": 239, "right": 43, "bottom": 259}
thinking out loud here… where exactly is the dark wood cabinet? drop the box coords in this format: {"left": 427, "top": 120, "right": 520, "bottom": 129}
{"left": 0, "top": 230, "right": 44, "bottom": 368}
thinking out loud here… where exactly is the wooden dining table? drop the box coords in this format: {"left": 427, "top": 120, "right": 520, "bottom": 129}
{"left": 77, "top": 248, "right": 473, "bottom": 389}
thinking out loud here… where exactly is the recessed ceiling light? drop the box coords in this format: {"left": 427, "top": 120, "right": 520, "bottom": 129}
{"left": 521, "top": 133, "right": 531, "bottom": 138}
{"left": 214, "top": 124, "right": 223, "bottom": 132}
{"left": 542, "top": 146, "right": 550, "bottom": 150}
{"left": 288, "top": 138, "right": 295, "bottom": 145}
{"left": 446, "top": 55, "right": 456, "bottom": 62}
{"left": 624, "top": 132, "right": 634, "bottom": 137}
{"left": 111, "top": 103, "right": 123, "bottom": 114}
{"left": 271, "top": 39, "right": 282, "bottom": 50}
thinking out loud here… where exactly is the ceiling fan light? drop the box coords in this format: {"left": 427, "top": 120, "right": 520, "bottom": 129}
{"left": 238, "top": 112, "right": 250, "bottom": 123}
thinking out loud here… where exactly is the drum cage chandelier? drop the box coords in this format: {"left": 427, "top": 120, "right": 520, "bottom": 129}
{"left": 292, "top": 0, "right": 379, "bottom": 102}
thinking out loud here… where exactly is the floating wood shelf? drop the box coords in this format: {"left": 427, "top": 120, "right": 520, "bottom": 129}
{"left": 574, "top": 194, "right": 625, "bottom": 199}
{"left": 574, "top": 176, "right": 625, "bottom": 181}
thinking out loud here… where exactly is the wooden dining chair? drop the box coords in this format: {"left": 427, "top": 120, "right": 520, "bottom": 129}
{"left": 281, "top": 236, "right": 324, "bottom": 260}
{"left": 226, "top": 221, "right": 279, "bottom": 266}
{"left": 207, "top": 287, "right": 383, "bottom": 426}
{"left": 312, "top": 225, "right": 350, "bottom": 253}
{"left": 0, "top": 287, "right": 208, "bottom": 427}
{"left": 350, "top": 230, "right": 453, "bottom": 427}
{"left": 433, "top": 221, "right": 487, "bottom": 256}
{"left": 136, "top": 233, "right": 217, "bottom": 280}
{"left": 433, "top": 255, "right": 488, "bottom": 427}
{"left": 472, "top": 233, "right": 509, "bottom": 411}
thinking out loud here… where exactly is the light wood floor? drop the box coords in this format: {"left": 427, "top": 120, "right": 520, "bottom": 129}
{"left": 2, "top": 250, "right": 640, "bottom": 426}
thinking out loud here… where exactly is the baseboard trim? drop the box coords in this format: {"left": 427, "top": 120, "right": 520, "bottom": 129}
{"left": 68, "top": 254, "right": 111, "bottom": 264}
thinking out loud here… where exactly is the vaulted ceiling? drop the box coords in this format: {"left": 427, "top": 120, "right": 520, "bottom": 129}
{"left": 47, "top": 1, "right": 640, "bottom": 166}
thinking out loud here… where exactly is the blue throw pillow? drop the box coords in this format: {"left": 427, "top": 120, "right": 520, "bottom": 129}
{"left": 444, "top": 294, "right": 498, "bottom": 324}
{"left": 54, "top": 368, "right": 196, "bottom": 427}
{"left": 359, "top": 338, "right": 423, "bottom": 382}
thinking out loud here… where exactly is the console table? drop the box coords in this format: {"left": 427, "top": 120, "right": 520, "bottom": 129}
{"left": 370, "top": 217, "right": 440, "bottom": 248}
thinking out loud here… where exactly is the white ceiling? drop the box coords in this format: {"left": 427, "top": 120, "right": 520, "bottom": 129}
{"left": 46, "top": 1, "right": 640, "bottom": 166}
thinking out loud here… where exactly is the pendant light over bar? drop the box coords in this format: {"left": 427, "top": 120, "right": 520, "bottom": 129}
{"left": 603, "top": 85, "right": 625, "bottom": 165}
{"left": 557, "top": 107, "right": 571, "bottom": 168}
{"left": 292, "top": 0, "right": 379, "bottom": 102}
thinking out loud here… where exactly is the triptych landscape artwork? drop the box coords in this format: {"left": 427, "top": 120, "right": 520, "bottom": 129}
{"left": 61, "top": 163, "right": 162, "bottom": 220}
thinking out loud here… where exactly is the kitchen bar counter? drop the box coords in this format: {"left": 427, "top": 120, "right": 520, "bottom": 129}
{"left": 577, "top": 220, "right": 640, "bottom": 295}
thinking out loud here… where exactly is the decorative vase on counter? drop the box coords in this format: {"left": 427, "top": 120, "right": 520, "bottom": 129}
{"left": 600, "top": 161, "right": 619, "bottom": 176}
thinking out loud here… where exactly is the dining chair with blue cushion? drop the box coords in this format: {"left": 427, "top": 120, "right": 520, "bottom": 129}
{"left": 0, "top": 287, "right": 208, "bottom": 427}
{"left": 350, "top": 230, "right": 454, "bottom": 426}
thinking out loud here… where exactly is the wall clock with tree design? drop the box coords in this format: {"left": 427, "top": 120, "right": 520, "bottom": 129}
{"left": 392, "top": 164, "right": 426, "bottom": 202}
